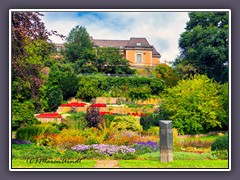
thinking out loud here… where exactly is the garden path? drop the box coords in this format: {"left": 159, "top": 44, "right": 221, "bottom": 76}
{"left": 94, "top": 160, "right": 119, "bottom": 168}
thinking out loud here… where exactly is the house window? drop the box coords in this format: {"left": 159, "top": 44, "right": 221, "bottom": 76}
{"left": 120, "top": 45, "right": 123, "bottom": 49}
{"left": 136, "top": 43, "right": 141, "bottom": 46}
{"left": 136, "top": 53, "right": 142, "bottom": 63}
{"left": 56, "top": 47, "right": 61, "bottom": 52}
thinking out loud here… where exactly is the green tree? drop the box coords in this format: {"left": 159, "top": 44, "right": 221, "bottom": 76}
{"left": 11, "top": 12, "right": 63, "bottom": 128}
{"left": 12, "top": 100, "right": 40, "bottom": 129}
{"left": 175, "top": 12, "right": 229, "bottom": 83}
{"left": 155, "top": 64, "right": 179, "bottom": 87}
{"left": 45, "top": 85, "right": 63, "bottom": 112}
{"left": 64, "top": 25, "right": 96, "bottom": 74}
{"left": 159, "top": 74, "right": 228, "bottom": 135}
{"left": 95, "top": 47, "right": 135, "bottom": 74}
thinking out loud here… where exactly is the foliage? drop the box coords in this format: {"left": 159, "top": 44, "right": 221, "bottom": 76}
{"left": 64, "top": 26, "right": 95, "bottom": 74}
{"left": 174, "top": 12, "right": 229, "bottom": 83}
{"left": 140, "top": 113, "right": 160, "bottom": 131}
{"left": 211, "top": 150, "right": 228, "bottom": 160}
{"left": 64, "top": 112, "right": 87, "bottom": 130}
{"left": 178, "top": 139, "right": 214, "bottom": 149}
{"left": 145, "top": 126, "right": 159, "bottom": 136}
{"left": 16, "top": 124, "right": 60, "bottom": 142}
{"left": 12, "top": 12, "right": 63, "bottom": 114}
{"left": 64, "top": 25, "right": 134, "bottom": 74}
{"left": 12, "top": 100, "right": 40, "bottom": 129}
{"left": 37, "top": 132, "right": 86, "bottom": 149}
{"left": 159, "top": 74, "right": 228, "bottom": 134}
{"left": 86, "top": 107, "right": 104, "bottom": 129}
{"left": 155, "top": 64, "right": 179, "bottom": 87}
{"left": 47, "top": 64, "right": 79, "bottom": 100}
{"left": 76, "top": 76, "right": 103, "bottom": 101}
{"left": 211, "top": 133, "right": 228, "bottom": 151}
{"left": 76, "top": 74, "right": 166, "bottom": 101}
{"left": 102, "top": 114, "right": 115, "bottom": 128}
{"left": 110, "top": 116, "right": 143, "bottom": 132}
{"left": 45, "top": 85, "right": 63, "bottom": 112}
{"left": 128, "top": 86, "right": 152, "bottom": 100}
{"left": 95, "top": 47, "right": 135, "bottom": 74}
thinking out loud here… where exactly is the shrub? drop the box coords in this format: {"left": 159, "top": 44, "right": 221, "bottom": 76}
{"left": 65, "top": 112, "right": 87, "bottom": 130}
{"left": 211, "top": 150, "right": 228, "bottom": 160}
{"left": 211, "top": 134, "right": 228, "bottom": 151}
{"left": 102, "top": 114, "right": 115, "bottom": 128}
{"left": 159, "top": 74, "right": 228, "bottom": 135}
{"left": 86, "top": 107, "right": 104, "bottom": 129}
{"left": 12, "top": 100, "right": 40, "bottom": 129}
{"left": 43, "top": 129, "right": 86, "bottom": 149}
{"left": 110, "top": 115, "right": 143, "bottom": 132}
{"left": 76, "top": 75, "right": 166, "bottom": 101}
{"left": 45, "top": 85, "right": 63, "bottom": 112}
{"left": 127, "top": 86, "right": 151, "bottom": 101}
{"left": 178, "top": 139, "right": 214, "bottom": 149}
{"left": 140, "top": 113, "right": 160, "bottom": 131}
{"left": 146, "top": 126, "right": 159, "bottom": 136}
{"left": 16, "top": 124, "right": 60, "bottom": 142}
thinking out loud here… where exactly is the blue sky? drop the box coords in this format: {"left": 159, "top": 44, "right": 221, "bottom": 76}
{"left": 41, "top": 11, "right": 189, "bottom": 63}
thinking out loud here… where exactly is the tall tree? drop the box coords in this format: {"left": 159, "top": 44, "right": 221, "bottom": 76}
{"left": 64, "top": 25, "right": 95, "bottom": 73}
{"left": 95, "top": 47, "right": 135, "bottom": 74}
{"left": 175, "top": 12, "right": 229, "bottom": 83}
{"left": 11, "top": 12, "right": 63, "bottom": 128}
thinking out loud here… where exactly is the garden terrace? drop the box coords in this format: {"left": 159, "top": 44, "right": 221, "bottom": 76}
{"left": 35, "top": 113, "right": 62, "bottom": 124}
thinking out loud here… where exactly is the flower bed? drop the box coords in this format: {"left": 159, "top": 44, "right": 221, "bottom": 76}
{"left": 89, "top": 103, "right": 107, "bottom": 108}
{"left": 36, "top": 113, "right": 62, "bottom": 118}
{"left": 60, "top": 102, "right": 86, "bottom": 107}
{"left": 71, "top": 144, "right": 135, "bottom": 156}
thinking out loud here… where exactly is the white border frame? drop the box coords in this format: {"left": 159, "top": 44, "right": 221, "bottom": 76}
{"left": 9, "top": 9, "right": 231, "bottom": 172}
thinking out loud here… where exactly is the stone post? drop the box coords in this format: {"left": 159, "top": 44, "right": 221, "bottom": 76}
{"left": 159, "top": 120, "right": 173, "bottom": 162}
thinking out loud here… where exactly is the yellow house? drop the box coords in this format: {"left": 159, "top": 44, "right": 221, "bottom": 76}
{"left": 92, "top": 37, "right": 161, "bottom": 68}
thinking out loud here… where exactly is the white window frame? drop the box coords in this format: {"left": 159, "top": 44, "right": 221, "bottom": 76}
{"left": 135, "top": 53, "right": 143, "bottom": 64}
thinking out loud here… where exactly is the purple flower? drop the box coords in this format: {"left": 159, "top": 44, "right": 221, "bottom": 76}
{"left": 71, "top": 144, "right": 136, "bottom": 156}
{"left": 12, "top": 139, "right": 31, "bottom": 144}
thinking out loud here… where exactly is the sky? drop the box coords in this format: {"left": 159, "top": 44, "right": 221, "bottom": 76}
{"left": 41, "top": 10, "right": 189, "bottom": 63}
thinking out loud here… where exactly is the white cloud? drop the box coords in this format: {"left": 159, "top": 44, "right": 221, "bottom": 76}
{"left": 41, "top": 11, "right": 189, "bottom": 63}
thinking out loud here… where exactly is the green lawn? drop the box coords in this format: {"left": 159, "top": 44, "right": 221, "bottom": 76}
{"left": 179, "top": 135, "right": 219, "bottom": 142}
{"left": 118, "top": 160, "right": 228, "bottom": 168}
{"left": 12, "top": 159, "right": 96, "bottom": 168}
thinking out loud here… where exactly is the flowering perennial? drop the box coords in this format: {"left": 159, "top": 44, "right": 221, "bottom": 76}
{"left": 71, "top": 144, "right": 135, "bottom": 156}
{"left": 36, "top": 113, "right": 62, "bottom": 118}
{"left": 89, "top": 103, "right": 107, "bottom": 108}
{"left": 60, "top": 102, "right": 86, "bottom": 107}
{"left": 132, "top": 140, "right": 160, "bottom": 152}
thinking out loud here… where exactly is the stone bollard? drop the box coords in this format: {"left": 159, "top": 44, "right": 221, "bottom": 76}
{"left": 159, "top": 120, "right": 173, "bottom": 162}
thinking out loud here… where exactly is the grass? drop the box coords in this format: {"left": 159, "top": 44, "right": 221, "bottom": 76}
{"left": 179, "top": 135, "right": 219, "bottom": 142}
{"left": 12, "top": 159, "right": 96, "bottom": 168}
{"left": 118, "top": 160, "right": 228, "bottom": 168}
